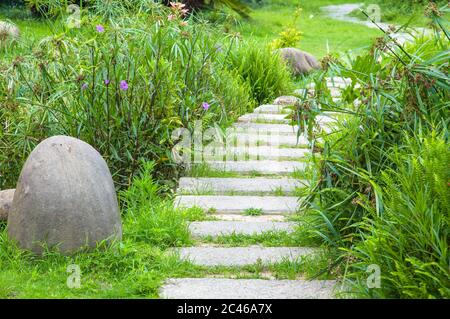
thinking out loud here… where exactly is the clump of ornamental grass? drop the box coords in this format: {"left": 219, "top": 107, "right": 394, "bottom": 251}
{"left": 296, "top": 10, "right": 449, "bottom": 298}
{"left": 0, "top": 7, "right": 255, "bottom": 190}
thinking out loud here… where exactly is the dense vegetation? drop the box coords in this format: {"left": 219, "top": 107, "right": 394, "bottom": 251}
{"left": 0, "top": 2, "right": 292, "bottom": 190}
{"left": 0, "top": 0, "right": 448, "bottom": 299}
{"left": 298, "top": 3, "right": 449, "bottom": 298}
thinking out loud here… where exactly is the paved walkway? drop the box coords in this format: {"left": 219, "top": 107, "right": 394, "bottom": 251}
{"left": 321, "top": 3, "right": 431, "bottom": 44}
{"left": 159, "top": 77, "right": 353, "bottom": 299}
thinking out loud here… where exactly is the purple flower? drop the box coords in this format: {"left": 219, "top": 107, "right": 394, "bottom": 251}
{"left": 81, "top": 83, "right": 88, "bottom": 90}
{"left": 119, "top": 80, "right": 129, "bottom": 91}
{"left": 96, "top": 25, "right": 105, "bottom": 33}
{"left": 104, "top": 79, "right": 110, "bottom": 85}
{"left": 202, "top": 102, "right": 210, "bottom": 110}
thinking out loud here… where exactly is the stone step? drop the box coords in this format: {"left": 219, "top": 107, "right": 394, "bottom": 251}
{"left": 232, "top": 123, "right": 299, "bottom": 135}
{"left": 238, "top": 113, "right": 289, "bottom": 124}
{"left": 205, "top": 160, "right": 306, "bottom": 175}
{"left": 173, "top": 246, "right": 315, "bottom": 266}
{"left": 224, "top": 133, "right": 309, "bottom": 147}
{"left": 253, "top": 104, "right": 291, "bottom": 114}
{"left": 160, "top": 278, "right": 336, "bottom": 299}
{"left": 189, "top": 221, "right": 296, "bottom": 237}
{"left": 214, "top": 214, "right": 287, "bottom": 222}
{"left": 316, "top": 114, "right": 338, "bottom": 125}
{"left": 273, "top": 96, "right": 299, "bottom": 105}
{"left": 175, "top": 195, "right": 299, "bottom": 214}
{"left": 178, "top": 177, "right": 306, "bottom": 195}
{"left": 202, "top": 146, "right": 310, "bottom": 161}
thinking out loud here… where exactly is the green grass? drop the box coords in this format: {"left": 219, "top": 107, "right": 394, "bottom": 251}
{"left": 187, "top": 163, "right": 269, "bottom": 178}
{"left": 169, "top": 250, "right": 338, "bottom": 281}
{"left": 0, "top": 5, "right": 57, "bottom": 60}
{"left": 0, "top": 161, "right": 205, "bottom": 298}
{"left": 348, "top": 1, "right": 450, "bottom": 27}
{"left": 195, "top": 229, "right": 319, "bottom": 247}
{"left": 243, "top": 207, "right": 263, "bottom": 216}
{"left": 230, "top": 0, "right": 382, "bottom": 58}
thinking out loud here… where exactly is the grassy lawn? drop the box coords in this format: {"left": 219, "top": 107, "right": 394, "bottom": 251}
{"left": 2, "top": 1, "right": 385, "bottom": 60}
{"left": 348, "top": 1, "right": 450, "bottom": 27}
{"left": 231, "top": 0, "right": 381, "bottom": 58}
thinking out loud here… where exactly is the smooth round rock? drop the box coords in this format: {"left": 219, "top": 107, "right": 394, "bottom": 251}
{"left": 0, "top": 189, "right": 15, "bottom": 221}
{"left": 278, "top": 48, "right": 320, "bottom": 75}
{"left": 8, "top": 135, "right": 122, "bottom": 254}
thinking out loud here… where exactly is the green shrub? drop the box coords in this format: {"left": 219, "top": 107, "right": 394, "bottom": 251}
{"left": 298, "top": 11, "right": 449, "bottom": 298}
{"left": 228, "top": 42, "right": 293, "bottom": 104}
{"left": 347, "top": 133, "right": 450, "bottom": 298}
{"left": 0, "top": 11, "right": 254, "bottom": 189}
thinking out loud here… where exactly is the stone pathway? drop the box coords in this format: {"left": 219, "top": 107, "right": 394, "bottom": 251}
{"left": 321, "top": 3, "right": 431, "bottom": 44}
{"left": 159, "top": 79, "right": 352, "bottom": 299}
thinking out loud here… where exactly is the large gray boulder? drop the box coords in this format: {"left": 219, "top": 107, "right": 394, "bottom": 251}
{"left": 0, "top": 21, "right": 20, "bottom": 46}
{"left": 0, "top": 189, "right": 15, "bottom": 221}
{"left": 8, "top": 135, "right": 122, "bottom": 254}
{"left": 278, "top": 48, "right": 320, "bottom": 75}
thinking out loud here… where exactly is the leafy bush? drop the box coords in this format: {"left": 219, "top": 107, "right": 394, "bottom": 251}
{"left": 270, "top": 6, "right": 302, "bottom": 50}
{"left": 228, "top": 43, "right": 293, "bottom": 104}
{"left": 346, "top": 133, "right": 450, "bottom": 298}
{"left": 298, "top": 9, "right": 449, "bottom": 298}
{"left": 0, "top": 10, "right": 255, "bottom": 189}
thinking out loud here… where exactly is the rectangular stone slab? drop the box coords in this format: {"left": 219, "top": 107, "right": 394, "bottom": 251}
{"left": 238, "top": 113, "right": 289, "bottom": 124}
{"left": 205, "top": 160, "right": 306, "bottom": 175}
{"left": 178, "top": 177, "right": 307, "bottom": 195}
{"left": 160, "top": 278, "right": 336, "bottom": 299}
{"left": 189, "top": 221, "right": 297, "bottom": 237}
{"left": 173, "top": 246, "right": 315, "bottom": 266}
{"left": 253, "top": 104, "right": 291, "bottom": 114}
{"left": 175, "top": 195, "right": 299, "bottom": 214}
{"left": 232, "top": 123, "right": 299, "bottom": 135}
{"left": 223, "top": 133, "right": 309, "bottom": 147}
{"left": 202, "top": 146, "right": 310, "bottom": 161}
{"left": 213, "top": 214, "right": 287, "bottom": 222}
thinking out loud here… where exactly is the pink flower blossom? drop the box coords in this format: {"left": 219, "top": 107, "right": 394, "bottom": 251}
{"left": 168, "top": 14, "right": 176, "bottom": 21}
{"left": 120, "top": 80, "right": 129, "bottom": 91}
{"left": 170, "top": 2, "right": 189, "bottom": 16}
{"left": 96, "top": 25, "right": 105, "bottom": 33}
{"left": 202, "top": 102, "right": 210, "bottom": 110}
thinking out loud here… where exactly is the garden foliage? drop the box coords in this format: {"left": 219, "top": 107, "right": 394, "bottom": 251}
{"left": 0, "top": 3, "right": 292, "bottom": 190}
{"left": 298, "top": 5, "right": 449, "bottom": 298}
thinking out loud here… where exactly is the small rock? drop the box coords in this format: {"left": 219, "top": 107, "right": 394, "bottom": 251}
{"left": 0, "top": 189, "right": 14, "bottom": 221}
{"left": 273, "top": 95, "right": 299, "bottom": 105}
{"left": 8, "top": 135, "right": 122, "bottom": 254}
{"left": 278, "top": 48, "right": 320, "bottom": 75}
